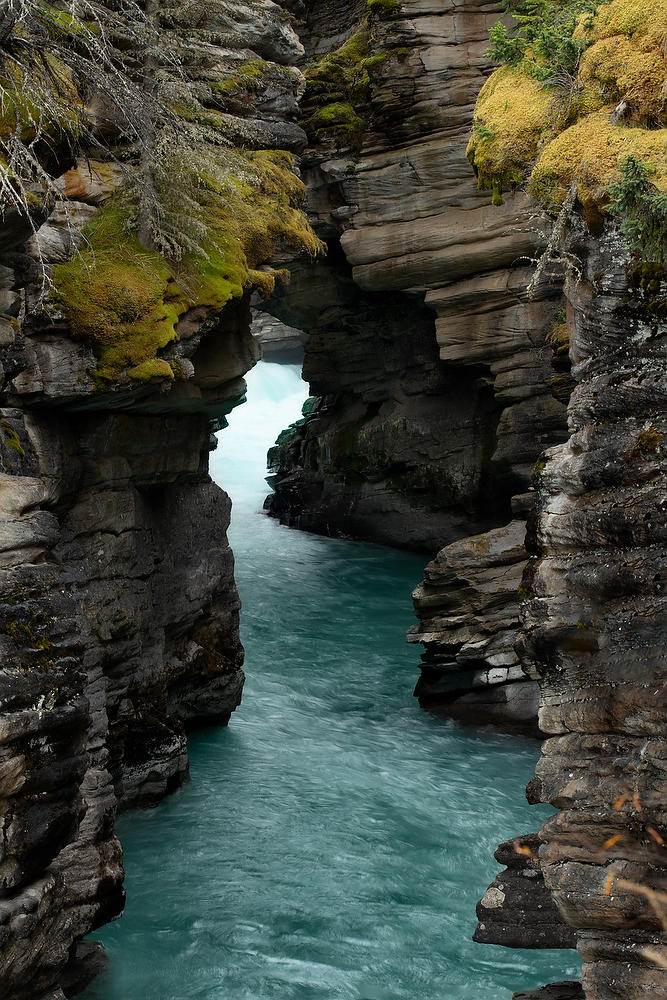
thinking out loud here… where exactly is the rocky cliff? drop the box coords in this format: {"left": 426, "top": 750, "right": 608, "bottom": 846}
{"left": 514, "top": 227, "right": 666, "bottom": 1000}
{"left": 476, "top": 222, "right": 666, "bottom": 1000}
{"left": 261, "top": 0, "right": 666, "bottom": 997}
{"left": 0, "top": 3, "right": 317, "bottom": 997}
{"left": 468, "top": 3, "right": 667, "bottom": 996}
{"left": 263, "top": 0, "right": 572, "bottom": 727}
{"left": 1, "top": 1, "right": 665, "bottom": 998}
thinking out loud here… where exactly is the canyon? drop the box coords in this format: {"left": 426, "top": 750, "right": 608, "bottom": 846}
{"left": 0, "top": 1, "right": 664, "bottom": 999}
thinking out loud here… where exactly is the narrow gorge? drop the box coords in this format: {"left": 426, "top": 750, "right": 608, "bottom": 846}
{"left": 0, "top": 2, "right": 664, "bottom": 1000}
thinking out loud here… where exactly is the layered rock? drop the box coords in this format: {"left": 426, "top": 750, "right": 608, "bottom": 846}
{"left": 512, "top": 984, "right": 585, "bottom": 1000}
{"left": 515, "top": 228, "right": 667, "bottom": 1000}
{"left": 251, "top": 309, "right": 307, "bottom": 365}
{"left": 0, "top": 265, "right": 252, "bottom": 1000}
{"left": 474, "top": 834, "right": 576, "bottom": 950}
{"left": 266, "top": 256, "right": 509, "bottom": 551}
{"left": 262, "top": 0, "right": 570, "bottom": 716}
{"left": 0, "top": 2, "right": 313, "bottom": 997}
{"left": 409, "top": 519, "right": 540, "bottom": 732}
{"left": 478, "top": 225, "right": 666, "bottom": 997}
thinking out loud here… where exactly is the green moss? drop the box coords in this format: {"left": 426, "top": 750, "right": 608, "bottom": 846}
{"left": 0, "top": 421, "right": 25, "bottom": 459}
{"left": 6, "top": 618, "right": 53, "bottom": 650}
{"left": 52, "top": 149, "right": 324, "bottom": 383}
{"left": 52, "top": 204, "right": 182, "bottom": 381}
{"left": 127, "top": 359, "right": 175, "bottom": 382}
{"left": 304, "top": 22, "right": 408, "bottom": 142}
{"left": 627, "top": 426, "right": 665, "bottom": 460}
{"left": 531, "top": 456, "right": 547, "bottom": 481}
{"left": 529, "top": 115, "right": 667, "bottom": 213}
{"left": 213, "top": 60, "right": 268, "bottom": 96}
{"left": 546, "top": 321, "right": 570, "bottom": 355}
{"left": 367, "top": 0, "right": 400, "bottom": 12}
{"left": 309, "top": 102, "right": 366, "bottom": 135}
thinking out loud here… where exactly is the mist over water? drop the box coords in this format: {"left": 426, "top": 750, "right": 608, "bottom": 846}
{"left": 83, "top": 361, "right": 577, "bottom": 1000}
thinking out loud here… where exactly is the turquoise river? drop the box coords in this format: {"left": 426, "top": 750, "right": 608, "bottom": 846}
{"left": 83, "top": 361, "right": 577, "bottom": 1000}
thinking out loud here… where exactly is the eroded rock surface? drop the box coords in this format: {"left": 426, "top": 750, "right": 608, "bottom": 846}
{"left": 0, "top": 2, "right": 309, "bottom": 997}
{"left": 474, "top": 834, "right": 576, "bottom": 950}
{"left": 263, "top": 0, "right": 570, "bottom": 719}
{"left": 409, "top": 519, "right": 540, "bottom": 731}
{"left": 512, "top": 984, "right": 585, "bottom": 1000}
{"left": 480, "top": 228, "right": 667, "bottom": 998}
{"left": 518, "top": 229, "right": 667, "bottom": 1000}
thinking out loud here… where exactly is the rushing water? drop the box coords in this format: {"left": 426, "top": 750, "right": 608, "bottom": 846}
{"left": 83, "top": 361, "right": 577, "bottom": 1000}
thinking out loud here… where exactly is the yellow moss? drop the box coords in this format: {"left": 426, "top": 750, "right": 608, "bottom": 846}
{"left": 467, "top": 65, "right": 558, "bottom": 191}
{"left": 578, "top": 0, "right": 667, "bottom": 40}
{"left": 580, "top": 38, "right": 665, "bottom": 123}
{"left": 0, "top": 421, "right": 25, "bottom": 459}
{"left": 529, "top": 114, "right": 667, "bottom": 211}
{"left": 127, "top": 358, "right": 175, "bottom": 381}
{"left": 577, "top": 0, "right": 667, "bottom": 124}
{"left": 473, "top": 0, "right": 667, "bottom": 217}
{"left": 0, "top": 55, "right": 80, "bottom": 142}
{"left": 546, "top": 321, "right": 570, "bottom": 355}
{"left": 52, "top": 205, "right": 181, "bottom": 380}
{"left": 248, "top": 269, "right": 277, "bottom": 297}
{"left": 213, "top": 60, "right": 267, "bottom": 96}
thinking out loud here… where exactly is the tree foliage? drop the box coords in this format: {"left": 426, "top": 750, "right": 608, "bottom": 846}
{"left": 0, "top": 0, "right": 169, "bottom": 221}
{"left": 487, "top": 0, "right": 597, "bottom": 85}
{"left": 608, "top": 156, "right": 667, "bottom": 265}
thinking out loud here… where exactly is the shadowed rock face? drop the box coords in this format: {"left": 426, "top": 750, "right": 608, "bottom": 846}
{"left": 0, "top": 3, "right": 306, "bottom": 997}
{"left": 264, "top": 0, "right": 570, "bottom": 723}
{"left": 0, "top": 279, "right": 253, "bottom": 1000}
{"left": 409, "top": 519, "right": 541, "bottom": 733}
{"left": 477, "top": 226, "right": 666, "bottom": 998}
{"left": 518, "top": 230, "right": 667, "bottom": 1000}
{"left": 474, "top": 834, "right": 576, "bottom": 951}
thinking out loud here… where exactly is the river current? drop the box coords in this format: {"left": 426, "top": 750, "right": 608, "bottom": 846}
{"left": 83, "top": 361, "right": 577, "bottom": 1000}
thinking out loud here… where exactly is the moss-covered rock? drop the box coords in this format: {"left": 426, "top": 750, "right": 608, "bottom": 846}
{"left": 303, "top": 21, "right": 408, "bottom": 144}
{"left": 367, "top": 0, "right": 400, "bottom": 13}
{"left": 529, "top": 114, "right": 667, "bottom": 212}
{"left": 469, "top": 0, "right": 667, "bottom": 216}
{"left": 466, "top": 66, "right": 556, "bottom": 199}
{"left": 52, "top": 150, "right": 324, "bottom": 383}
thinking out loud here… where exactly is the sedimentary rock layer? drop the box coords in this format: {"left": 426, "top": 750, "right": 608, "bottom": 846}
{"left": 516, "top": 229, "right": 667, "bottom": 1000}
{"left": 479, "top": 227, "right": 666, "bottom": 998}
{"left": 0, "top": 3, "right": 310, "bottom": 996}
{"left": 409, "top": 518, "right": 540, "bottom": 731}
{"left": 264, "top": 0, "right": 571, "bottom": 720}
{"left": 474, "top": 834, "right": 576, "bottom": 950}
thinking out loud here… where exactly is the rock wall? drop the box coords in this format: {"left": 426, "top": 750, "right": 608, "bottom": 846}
{"left": 516, "top": 229, "right": 666, "bottom": 1000}
{"left": 0, "top": 2, "right": 312, "bottom": 996}
{"left": 475, "top": 227, "right": 666, "bottom": 998}
{"left": 263, "top": 3, "right": 667, "bottom": 997}
{"left": 264, "top": 0, "right": 570, "bottom": 724}
{"left": 0, "top": 262, "right": 254, "bottom": 1000}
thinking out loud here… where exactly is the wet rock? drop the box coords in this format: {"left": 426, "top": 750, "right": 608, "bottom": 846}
{"left": 409, "top": 519, "right": 541, "bottom": 732}
{"left": 499, "top": 229, "right": 666, "bottom": 997}
{"left": 512, "top": 983, "right": 584, "bottom": 1000}
{"left": 475, "top": 834, "right": 576, "bottom": 949}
